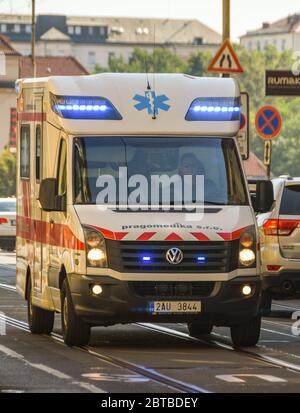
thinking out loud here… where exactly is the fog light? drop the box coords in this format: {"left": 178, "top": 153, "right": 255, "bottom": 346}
{"left": 242, "top": 285, "right": 252, "bottom": 296}
{"left": 92, "top": 284, "right": 103, "bottom": 295}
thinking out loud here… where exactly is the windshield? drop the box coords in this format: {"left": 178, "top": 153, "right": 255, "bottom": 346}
{"left": 74, "top": 137, "right": 248, "bottom": 208}
{"left": 0, "top": 201, "right": 16, "bottom": 212}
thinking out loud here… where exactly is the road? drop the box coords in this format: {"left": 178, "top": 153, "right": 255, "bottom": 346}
{"left": 0, "top": 252, "right": 300, "bottom": 393}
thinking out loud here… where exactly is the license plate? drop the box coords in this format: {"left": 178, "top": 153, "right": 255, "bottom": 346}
{"left": 10, "top": 220, "right": 16, "bottom": 226}
{"left": 151, "top": 301, "right": 201, "bottom": 314}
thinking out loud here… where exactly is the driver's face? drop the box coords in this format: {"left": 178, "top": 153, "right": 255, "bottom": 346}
{"left": 180, "top": 160, "right": 198, "bottom": 175}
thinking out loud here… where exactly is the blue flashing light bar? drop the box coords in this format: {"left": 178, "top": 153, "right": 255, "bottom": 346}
{"left": 197, "top": 256, "right": 206, "bottom": 263}
{"left": 50, "top": 94, "right": 122, "bottom": 120}
{"left": 185, "top": 97, "right": 240, "bottom": 121}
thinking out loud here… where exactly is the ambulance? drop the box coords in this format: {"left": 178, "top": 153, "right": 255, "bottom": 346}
{"left": 15, "top": 73, "right": 273, "bottom": 347}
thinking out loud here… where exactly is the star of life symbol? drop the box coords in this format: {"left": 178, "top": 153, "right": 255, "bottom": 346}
{"left": 133, "top": 91, "right": 170, "bottom": 116}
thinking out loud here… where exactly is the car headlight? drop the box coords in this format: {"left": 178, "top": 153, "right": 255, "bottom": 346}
{"left": 83, "top": 226, "right": 107, "bottom": 267}
{"left": 239, "top": 226, "right": 256, "bottom": 267}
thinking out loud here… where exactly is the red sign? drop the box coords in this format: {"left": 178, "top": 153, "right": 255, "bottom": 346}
{"left": 208, "top": 40, "right": 244, "bottom": 74}
{"left": 255, "top": 106, "right": 282, "bottom": 140}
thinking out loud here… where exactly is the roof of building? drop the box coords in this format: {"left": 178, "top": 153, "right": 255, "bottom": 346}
{"left": 0, "top": 14, "right": 221, "bottom": 45}
{"left": 0, "top": 34, "right": 21, "bottom": 55}
{"left": 241, "top": 13, "right": 300, "bottom": 37}
{"left": 19, "top": 56, "right": 89, "bottom": 78}
{"left": 243, "top": 152, "right": 268, "bottom": 178}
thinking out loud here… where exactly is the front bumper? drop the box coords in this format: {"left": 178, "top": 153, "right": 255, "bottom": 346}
{"left": 67, "top": 273, "right": 261, "bottom": 327}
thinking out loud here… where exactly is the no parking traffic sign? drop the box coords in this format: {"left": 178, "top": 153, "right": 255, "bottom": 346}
{"left": 255, "top": 106, "right": 282, "bottom": 140}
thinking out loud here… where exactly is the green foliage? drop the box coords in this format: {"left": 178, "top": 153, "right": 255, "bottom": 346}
{"left": 93, "top": 45, "right": 300, "bottom": 177}
{"left": 0, "top": 148, "right": 16, "bottom": 197}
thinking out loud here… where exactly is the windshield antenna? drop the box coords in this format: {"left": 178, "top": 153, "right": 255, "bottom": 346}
{"left": 145, "top": 56, "right": 151, "bottom": 90}
{"left": 152, "top": 24, "right": 157, "bottom": 119}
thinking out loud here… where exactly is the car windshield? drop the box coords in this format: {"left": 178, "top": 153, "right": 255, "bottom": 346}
{"left": 74, "top": 137, "right": 248, "bottom": 208}
{"left": 0, "top": 201, "right": 16, "bottom": 212}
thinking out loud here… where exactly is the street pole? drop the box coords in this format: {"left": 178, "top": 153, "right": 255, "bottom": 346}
{"left": 222, "top": 0, "right": 230, "bottom": 78}
{"left": 31, "top": 0, "right": 36, "bottom": 78}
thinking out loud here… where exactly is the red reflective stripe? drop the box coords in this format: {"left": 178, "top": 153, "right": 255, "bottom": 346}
{"left": 190, "top": 232, "right": 210, "bottom": 241}
{"left": 16, "top": 216, "right": 85, "bottom": 250}
{"left": 136, "top": 232, "right": 156, "bottom": 241}
{"left": 165, "top": 232, "right": 183, "bottom": 241}
{"left": 217, "top": 227, "right": 248, "bottom": 241}
{"left": 114, "top": 232, "right": 128, "bottom": 240}
{"left": 17, "top": 112, "right": 46, "bottom": 122}
{"left": 90, "top": 226, "right": 115, "bottom": 240}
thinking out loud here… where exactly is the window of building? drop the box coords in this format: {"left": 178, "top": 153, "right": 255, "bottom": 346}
{"left": 1, "top": 24, "right": 7, "bottom": 32}
{"left": 99, "top": 26, "right": 106, "bottom": 36}
{"left": 88, "top": 26, "right": 94, "bottom": 35}
{"left": 193, "top": 37, "right": 203, "bottom": 45}
{"left": 248, "top": 41, "right": 252, "bottom": 50}
{"left": 282, "top": 39, "right": 286, "bottom": 51}
{"left": 25, "top": 25, "right": 31, "bottom": 33}
{"left": 14, "top": 24, "right": 21, "bottom": 33}
{"left": 273, "top": 39, "right": 277, "bottom": 47}
{"left": 108, "top": 51, "right": 115, "bottom": 61}
{"left": 88, "top": 51, "right": 96, "bottom": 66}
{"left": 75, "top": 26, "right": 81, "bottom": 35}
{"left": 20, "top": 125, "right": 30, "bottom": 179}
{"left": 257, "top": 41, "right": 261, "bottom": 51}
{"left": 68, "top": 26, "right": 74, "bottom": 35}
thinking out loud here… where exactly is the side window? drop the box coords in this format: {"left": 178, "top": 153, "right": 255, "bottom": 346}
{"left": 57, "top": 140, "right": 67, "bottom": 196}
{"left": 20, "top": 125, "right": 30, "bottom": 179}
{"left": 36, "top": 125, "right": 41, "bottom": 181}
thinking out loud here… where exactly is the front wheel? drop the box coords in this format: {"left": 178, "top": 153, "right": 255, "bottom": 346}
{"left": 27, "top": 278, "right": 54, "bottom": 335}
{"left": 187, "top": 322, "right": 213, "bottom": 338}
{"left": 61, "top": 279, "right": 90, "bottom": 347}
{"left": 230, "top": 315, "right": 261, "bottom": 347}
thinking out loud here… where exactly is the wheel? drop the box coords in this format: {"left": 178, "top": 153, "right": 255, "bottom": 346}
{"left": 27, "top": 278, "right": 54, "bottom": 335}
{"left": 260, "top": 290, "right": 272, "bottom": 316}
{"left": 230, "top": 315, "right": 261, "bottom": 347}
{"left": 187, "top": 322, "right": 213, "bottom": 338}
{"left": 61, "top": 279, "right": 90, "bottom": 347}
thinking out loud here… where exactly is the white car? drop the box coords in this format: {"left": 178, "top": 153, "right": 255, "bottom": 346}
{"left": 257, "top": 177, "right": 300, "bottom": 309}
{"left": 0, "top": 198, "right": 16, "bottom": 251}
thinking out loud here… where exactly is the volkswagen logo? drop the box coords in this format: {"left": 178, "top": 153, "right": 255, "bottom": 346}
{"left": 166, "top": 248, "right": 184, "bottom": 265}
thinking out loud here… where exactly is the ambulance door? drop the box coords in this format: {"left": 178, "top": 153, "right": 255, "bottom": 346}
{"left": 33, "top": 96, "right": 43, "bottom": 292}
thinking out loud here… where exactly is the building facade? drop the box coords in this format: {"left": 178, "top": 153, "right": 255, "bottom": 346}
{"left": 0, "top": 14, "right": 221, "bottom": 71}
{"left": 240, "top": 13, "right": 300, "bottom": 52}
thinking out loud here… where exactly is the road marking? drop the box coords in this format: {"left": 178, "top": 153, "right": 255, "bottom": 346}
{"left": 0, "top": 344, "right": 106, "bottom": 393}
{"left": 216, "top": 374, "right": 286, "bottom": 383}
{"left": 82, "top": 372, "right": 149, "bottom": 383}
{"left": 0, "top": 283, "right": 16, "bottom": 291}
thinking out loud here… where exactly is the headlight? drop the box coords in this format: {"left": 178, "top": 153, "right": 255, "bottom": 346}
{"left": 239, "top": 248, "right": 256, "bottom": 266}
{"left": 83, "top": 226, "right": 107, "bottom": 267}
{"left": 239, "top": 226, "right": 256, "bottom": 267}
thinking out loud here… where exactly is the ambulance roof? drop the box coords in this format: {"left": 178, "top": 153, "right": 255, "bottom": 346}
{"left": 18, "top": 73, "right": 241, "bottom": 137}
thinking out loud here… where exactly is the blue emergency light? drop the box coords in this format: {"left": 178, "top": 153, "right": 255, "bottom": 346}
{"left": 185, "top": 97, "right": 240, "bottom": 121}
{"left": 51, "top": 94, "right": 122, "bottom": 120}
{"left": 141, "top": 255, "right": 152, "bottom": 263}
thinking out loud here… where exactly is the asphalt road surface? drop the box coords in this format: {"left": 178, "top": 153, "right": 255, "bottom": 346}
{"left": 0, "top": 251, "right": 300, "bottom": 393}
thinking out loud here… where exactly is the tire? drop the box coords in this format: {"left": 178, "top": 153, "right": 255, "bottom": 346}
{"left": 61, "top": 279, "right": 90, "bottom": 347}
{"left": 260, "top": 290, "right": 272, "bottom": 316}
{"left": 187, "top": 322, "right": 213, "bottom": 338}
{"left": 230, "top": 315, "right": 261, "bottom": 347}
{"left": 27, "top": 278, "right": 54, "bottom": 335}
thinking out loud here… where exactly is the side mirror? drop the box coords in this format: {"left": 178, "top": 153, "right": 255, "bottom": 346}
{"left": 254, "top": 180, "right": 274, "bottom": 213}
{"left": 39, "top": 178, "right": 66, "bottom": 212}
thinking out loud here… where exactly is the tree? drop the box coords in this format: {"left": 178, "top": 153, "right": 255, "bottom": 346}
{"left": 0, "top": 148, "right": 16, "bottom": 197}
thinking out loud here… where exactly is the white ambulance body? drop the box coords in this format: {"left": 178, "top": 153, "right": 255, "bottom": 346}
{"left": 15, "top": 73, "right": 273, "bottom": 347}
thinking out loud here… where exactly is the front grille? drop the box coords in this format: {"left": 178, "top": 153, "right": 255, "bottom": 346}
{"left": 129, "top": 281, "right": 215, "bottom": 298}
{"left": 107, "top": 240, "right": 239, "bottom": 273}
